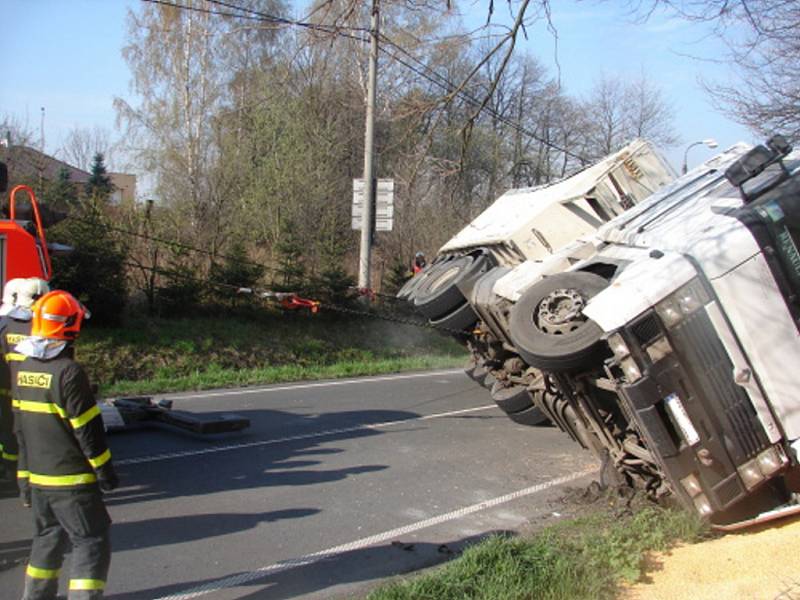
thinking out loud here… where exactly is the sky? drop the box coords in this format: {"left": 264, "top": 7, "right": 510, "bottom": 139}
{"left": 1, "top": 0, "right": 757, "bottom": 183}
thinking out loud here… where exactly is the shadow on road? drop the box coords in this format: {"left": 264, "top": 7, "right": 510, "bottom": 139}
{"left": 107, "top": 530, "right": 516, "bottom": 600}
{"left": 111, "top": 508, "right": 320, "bottom": 552}
{"left": 0, "top": 537, "right": 30, "bottom": 573}
{"left": 104, "top": 408, "right": 415, "bottom": 508}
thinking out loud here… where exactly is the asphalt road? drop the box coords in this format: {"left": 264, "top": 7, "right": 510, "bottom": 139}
{"left": 0, "top": 369, "right": 598, "bottom": 599}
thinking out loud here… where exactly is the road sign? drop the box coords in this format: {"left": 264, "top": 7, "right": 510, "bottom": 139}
{"left": 352, "top": 178, "right": 394, "bottom": 231}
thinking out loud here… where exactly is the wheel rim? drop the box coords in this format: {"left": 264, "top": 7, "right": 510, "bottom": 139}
{"left": 535, "top": 288, "right": 587, "bottom": 335}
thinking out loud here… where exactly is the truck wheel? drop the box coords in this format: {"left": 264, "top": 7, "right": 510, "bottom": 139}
{"left": 465, "top": 361, "right": 487, "bottom": 384}
{"left": 396, "top": 271, "right": 424, "bottom": 300}
{"left": 507, "top": 403, "right": 548, "bottom": 426}
{"left": 482, "top": 370, "right": 497, "bottom": 390}
{"left": 490, "top": 381, "right": 534, "bottom": 414}
{"left": 509, "top": 271, "right": 609, "bottom": 372}
{"left": 398, "top": 258, "right": 453, "bottom": 302}
{"left": 429, "top": 301, "right": 479, "bottom": 334}
{"left": 413, "top": 252, "right": 493, "bottom": 320}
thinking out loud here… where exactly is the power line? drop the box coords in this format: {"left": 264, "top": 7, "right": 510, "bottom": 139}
{"left": 141, "top": 0, "right": 368, "bottom": 36}
{"left": 123, "top": 259, "right": 473, "bottom": 334}
{"left": 378, "top": 35, "right": 586, "bottom": 161}
{"left": 73, "top": 215, "right": 280, "bottom": 274}
{"left": 205, "top": 0, "right": 368, "bottom": 32}
{"left": 138, "top": 0, "right": 584, "bottom": 159}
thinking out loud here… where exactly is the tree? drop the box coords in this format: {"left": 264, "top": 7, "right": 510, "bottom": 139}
{"left": 631, "top": 1, "right": 800, "bottom": 141}
{"left": 42, "top": 167, "right": 79, "bottom": 213}
{"left": 115, "top": 0, "right": 287, "bottom": 275}
{"left": 60, "top": 126, "right": 113, "bottom": 172}
{"left": 85, "top": 152, "right": 114, "bottom": 199}
{"left": 49, "top": 203, "right": 128, "bottom": 327}
{"left": 583, "top": 73, "right": 676, "bottom": 158}
{"left": 209, "top": 240, "right": 265, "bottom": 305}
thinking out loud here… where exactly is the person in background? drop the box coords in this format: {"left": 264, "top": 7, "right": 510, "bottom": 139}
{"left": 412, "top": 251, "right": 427, "bottom": 274}
{"left": 13, "top": 290, "right": 117, "bottom": 600}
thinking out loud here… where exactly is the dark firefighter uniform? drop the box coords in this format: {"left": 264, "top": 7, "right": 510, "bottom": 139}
{"left": 13, "top": 349, "right": 116, "bottom": 599}
{"left": 0, "top": 314, "right": 32, "bottom": 488}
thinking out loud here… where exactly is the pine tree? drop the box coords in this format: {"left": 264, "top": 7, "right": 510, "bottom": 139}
{"left": 275, "top": 220, "right": 306, "bottom": 291}
{"left": 43, "top": 167, "right": 78, "bottom": 213}
{"left": 85, "top": 152, "right": 113, "bottom": 199}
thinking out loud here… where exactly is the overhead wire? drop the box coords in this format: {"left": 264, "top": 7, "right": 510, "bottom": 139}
{"left": 116, "top": 0, "right": 590, "bottom": 326}
{"left": 71, "top": 214, "right": 280, "bottom": 274}
{"left": 138, "top": 0, "right": 586, "bottom": 160}
{"left": 121, "top": 259, "right": 473, "bottom": 335}
{"left": 377, "top": 34, "right": 585, "bottom": 160}
{"left": 73, "top": 212, "right": 409, "bottom": 305}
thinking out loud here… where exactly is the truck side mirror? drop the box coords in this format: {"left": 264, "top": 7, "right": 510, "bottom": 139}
{"left": 725, "top": 145, "right": 772, "bottom": 188}
{"left": 0, "top": 162, "right": 7, "bottom": 193}
{"left": 767, "top": 134, "right": 792, "bottom": 157}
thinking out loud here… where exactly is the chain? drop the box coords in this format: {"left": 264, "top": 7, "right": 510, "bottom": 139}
{"left": 123, "top": 261, "right": 474, "bottom": 336}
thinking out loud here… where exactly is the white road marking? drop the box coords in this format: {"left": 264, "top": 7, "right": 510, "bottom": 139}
{"left": 116, "top": 404, "right": 498, "bottom": 466}
{"left": 163, "top": 369, "right": 465, "bottom": 401}
{"left": 154, "top": 468, "right": 598, "bottom": 600}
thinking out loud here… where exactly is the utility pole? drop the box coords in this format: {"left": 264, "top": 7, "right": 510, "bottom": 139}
{"left": 358, "top": 0, "right": 379, "bottom": 294}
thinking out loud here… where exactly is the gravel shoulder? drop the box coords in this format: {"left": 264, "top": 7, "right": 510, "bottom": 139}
{"left": 623, "top": 514, "right": 800, "bottom": 599}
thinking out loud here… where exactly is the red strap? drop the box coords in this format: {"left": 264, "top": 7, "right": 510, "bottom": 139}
{"left": 280, "top": 295, "right": 320, "bottom": 313}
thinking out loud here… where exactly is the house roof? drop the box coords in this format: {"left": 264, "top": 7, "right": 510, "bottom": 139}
{"left": 5, "top": 145, "right": 91, "bottom": 183}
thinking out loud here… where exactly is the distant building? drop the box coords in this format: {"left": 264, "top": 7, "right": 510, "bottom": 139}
{"left": 5, "top": 144, "right": 91, "bottom": 187}
{"left": 2, "top": 145, "right": 136, "bottom": 204}
{"left": 109, "top": 172, "right": 136, "bottom": 204}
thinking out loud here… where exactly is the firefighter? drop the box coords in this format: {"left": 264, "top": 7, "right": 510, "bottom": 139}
{"left": 1, "top": 278, "right": 24, "bottom": 487}
{"left": 0, "top": 277, "right": 49, "bottom": 491}
{"left": 13, "top": 290, "right": 117, "bottom": 600}
{"left": 412, "top": 251, "right": 427, "bottom": 274}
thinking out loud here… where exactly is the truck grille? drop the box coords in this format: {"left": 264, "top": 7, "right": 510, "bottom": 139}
{"left": 630, "top": 313, "right": 662, "bottom": 347}
{"left": 669, "top": 308, "right": 767, "bottom": 460}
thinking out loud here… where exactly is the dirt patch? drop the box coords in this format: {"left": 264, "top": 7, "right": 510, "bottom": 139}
{"left": 623, "top": 515, "right": 800, "bottom": 599}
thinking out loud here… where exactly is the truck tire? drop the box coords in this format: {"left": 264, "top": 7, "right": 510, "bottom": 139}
{"left": 509, "top": 271, "right": 609, "bottom": 372}
{"left": 482, "top": 370, "right": 497, "bottom": 390}
{"left": 398, "top": 257, "right": 454, "bottom": 302}
{"left": 490, "top": 381, "right": 534, "bottom": 414}
{"left": 507, "top": 403, "right": 548, "bottom": 426}
{"left": 396, "top": 271, "right": 424, "bottom": 300}
{"left": 429, "top": 301, "right": 479, "bottom": 334}
{"left": 413, "top": 252, "right": 494, "bottom": 320}
{"left": 466, "top": 362, "right": 489, "bottom": 385}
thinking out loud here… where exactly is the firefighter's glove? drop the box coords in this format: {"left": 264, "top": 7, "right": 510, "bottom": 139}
{"left": 97, "top": 465, "right": 119, "bottom": 493}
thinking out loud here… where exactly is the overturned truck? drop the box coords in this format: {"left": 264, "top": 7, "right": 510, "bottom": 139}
{"left": 400, "top": 136, "right": 800, "bottom": 526}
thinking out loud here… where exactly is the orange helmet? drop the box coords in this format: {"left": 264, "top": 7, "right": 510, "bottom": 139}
{"left": 31, "top": 291, "right": 89, "bottom": 340}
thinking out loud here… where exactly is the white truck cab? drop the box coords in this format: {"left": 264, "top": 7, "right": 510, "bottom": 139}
{"left": 403, "top": 135, "right": 800, "bottom": 524}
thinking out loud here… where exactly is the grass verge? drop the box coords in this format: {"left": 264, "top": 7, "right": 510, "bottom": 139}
{"left": 101, "top": 354, "right": 465, "bottom": 396}
{"left": 367, "top": 503, "right": 708, "bottom": 600}
{"left": 75, "top": 311, "right": 467, "bottom": 396}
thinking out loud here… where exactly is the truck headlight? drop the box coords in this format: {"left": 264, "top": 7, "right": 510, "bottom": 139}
{"left": 655, "top": 278, "right": 710, "bottom": 328}
{"left": 693, "top": 493, "right": 713, "bottom": 517}
{"left": 737, "top": 445, "right": 789, "bottom": 490}
{"left": 680, "top": 473, "right": 703, "bottom": 497}
{"left": 757, "top": 446, "right": 787, "bottom": 476}
{"left": 738, "top": 459, "right": 765, "bottom": 490}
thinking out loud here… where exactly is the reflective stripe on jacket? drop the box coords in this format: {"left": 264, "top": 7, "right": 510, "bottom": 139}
{"left": 12, "top": 351, "right": 111, "bottom": 489}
